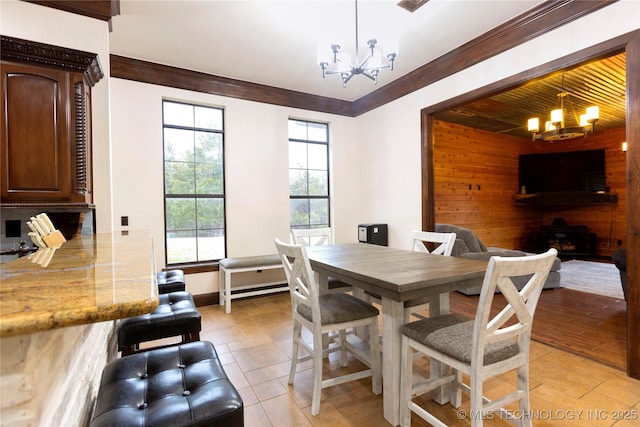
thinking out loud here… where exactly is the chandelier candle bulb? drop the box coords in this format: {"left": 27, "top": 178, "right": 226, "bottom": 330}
{"left": 580, "top": 113, "right": 589, "bottom": 127}
{"left": 528, "top": 118, "right": 539, "bottom": 132}
{"left": 586, "top": 106, "right": 600, "bottom": 121}
{"left": 550, "top": 108, "right": 563, "bottom": 125}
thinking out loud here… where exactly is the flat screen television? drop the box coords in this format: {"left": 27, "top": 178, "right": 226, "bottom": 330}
{"left": 518, "top": 149, "right": 606, "bottom": 193}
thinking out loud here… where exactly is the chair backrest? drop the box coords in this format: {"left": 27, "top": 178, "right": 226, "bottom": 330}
{"left": 411, "top": 230, "right": 456, "bottom": 256}
{"left": 274, "top": 238, "right": 320, "bottom": 320}
{"left": 291, "top": 227, "right": 333, "bottom": 246}
{"left": 472, "top": 248, "right": 558, "bottom": 368}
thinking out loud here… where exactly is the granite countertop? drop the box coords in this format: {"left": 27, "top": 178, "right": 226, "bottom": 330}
{"left": 0, "top": 231, "right": 159, "bottom": 337}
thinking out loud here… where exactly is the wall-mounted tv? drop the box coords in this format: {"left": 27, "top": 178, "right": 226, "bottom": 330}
{"left": 518, "top": 149, "right": 606, "bottom": 193}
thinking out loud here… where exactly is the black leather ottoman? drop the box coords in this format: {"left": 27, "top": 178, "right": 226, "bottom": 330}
{"left": 157, "top": 269, "right": 186, "bottom": 294}
{"left": 90, "top": 341, "right": 244, "bottom": 427}
{"left": 118, "top": 291, "right": 201, "bottom": 356}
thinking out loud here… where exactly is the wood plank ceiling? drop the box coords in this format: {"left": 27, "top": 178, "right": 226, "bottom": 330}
{"left": 434, "top": 52, "right": 627, "bottom": 139}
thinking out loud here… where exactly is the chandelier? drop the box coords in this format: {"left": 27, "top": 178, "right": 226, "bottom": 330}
{"left": 527, "top": 74, "right": 599, "bottom": 141}
{"left": 319, "top": 0, "right": 396, "bottom": 87}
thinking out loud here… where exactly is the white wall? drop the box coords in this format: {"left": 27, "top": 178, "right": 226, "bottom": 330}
{"left": 109, "top": 80, "right": 358, "bottom": 294}
{"left": 355, "top": 0, "right": 640, "bottom": 249}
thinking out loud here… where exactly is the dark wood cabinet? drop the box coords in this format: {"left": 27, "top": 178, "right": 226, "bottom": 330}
{"left": 0, "top": 36, "right": 102, "bottom": 207}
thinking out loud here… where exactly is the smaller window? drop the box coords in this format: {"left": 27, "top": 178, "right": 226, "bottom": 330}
{"left": 288, "top": 119, "right": 330, "bottom": 230}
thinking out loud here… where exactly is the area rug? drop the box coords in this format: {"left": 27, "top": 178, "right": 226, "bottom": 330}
{"left": 559, "top": 259, "right": 624, "bottom": 300}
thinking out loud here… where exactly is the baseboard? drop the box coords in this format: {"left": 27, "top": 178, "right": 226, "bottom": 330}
{"left": 193, "top": 292, "right": 219, "bottom": 307}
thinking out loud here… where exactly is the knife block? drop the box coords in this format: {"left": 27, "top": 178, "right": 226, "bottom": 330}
{"left": 42, "top": 230, "right": 66, "bottom": 248}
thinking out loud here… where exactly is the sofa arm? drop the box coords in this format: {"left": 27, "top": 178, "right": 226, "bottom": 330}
{"left": 451, "top": 238, "right": 471, "bottom": 257}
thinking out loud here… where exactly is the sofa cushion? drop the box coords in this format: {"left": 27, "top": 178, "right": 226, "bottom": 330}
{"left": 435, "top": 223, "right": 488, "bottom": 253}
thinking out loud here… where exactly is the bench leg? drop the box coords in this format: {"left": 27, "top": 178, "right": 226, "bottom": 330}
{"left": 225, "top": 269, "right": 232, "bottom": 314}
{"left": 219, "top": 268, "right": 225, "bottom": 307}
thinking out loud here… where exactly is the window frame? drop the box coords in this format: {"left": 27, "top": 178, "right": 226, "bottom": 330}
{"left": 162, "top": 99, "right": 226, "bottom": 269}
{"left": 288, "top": 118, "right": 331, "bottom": 231}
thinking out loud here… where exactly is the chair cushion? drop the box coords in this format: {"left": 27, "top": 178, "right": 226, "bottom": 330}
{"left": 118, "top": 291, "right": 201, "bottom": 348}
{"left": 401, "top": 313, "right": 519, "bottom": 365}
{"left": 297, "top": 293, "right": 379, "bottom": 324}
{"left": 90, "top": 341, "right": 243, "bottom": 427}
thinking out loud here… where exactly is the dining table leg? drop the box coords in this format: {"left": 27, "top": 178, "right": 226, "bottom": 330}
{"left": 381, "top": 296, "right": 404, "bottom": 426}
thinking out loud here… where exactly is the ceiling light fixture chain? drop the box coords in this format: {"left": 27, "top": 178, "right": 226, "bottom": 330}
{"left": 320, "top": 0, "right": 397, "bottom": 87}
{"left": 527, "top": 73, "right": 599, "bottom": 142}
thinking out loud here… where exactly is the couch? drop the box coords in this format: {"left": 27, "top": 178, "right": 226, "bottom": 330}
{"left": 435, "top": 223, "right": 562, "bottom": 295}
{"left": 612, "top": 248, "right": 627, "bottom": 300}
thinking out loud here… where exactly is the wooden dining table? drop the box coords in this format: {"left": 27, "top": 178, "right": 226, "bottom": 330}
{"left": 305, "top": 243, "right": 488, "bottom": 426}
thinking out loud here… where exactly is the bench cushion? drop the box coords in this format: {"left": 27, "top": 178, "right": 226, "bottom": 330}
{"left": 219, "top": 254, "right": 281, "bottom": 269}
{"left": 90, "top": 341, "right": 243, "bottom": 427}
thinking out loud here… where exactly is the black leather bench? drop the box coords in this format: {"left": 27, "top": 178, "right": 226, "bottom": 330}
{"left": 117, "top": 291, "right": 201, "bottom": 356}
{"left": 157, "top": 269, "right": 186, "bottom": 294}
{"left": 90, "top": 341, "right": 244, "bottom": 427}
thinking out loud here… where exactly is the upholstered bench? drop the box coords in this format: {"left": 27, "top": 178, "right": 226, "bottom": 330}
{"left": 157, "top": 269, "right": 186, "bottom": 294}
{"left": 90, "top": 341, "right": 244, "bottom": 427}
{"left": 219, "top": 254, "right": 286, "bottom": 314}
{"left": 117, "top": 291, "right": 201, "bottom": 356}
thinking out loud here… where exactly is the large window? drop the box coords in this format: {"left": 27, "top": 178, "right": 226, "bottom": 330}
{"left": 163, "top": 100, "right": 225, "bottom": 265}
{"left": 288, "top": 119, "right": 330, "bottom": 229}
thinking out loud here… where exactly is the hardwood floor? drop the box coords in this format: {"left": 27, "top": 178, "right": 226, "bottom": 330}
{"left": 171, "top": 291, "right": 640, "bottom": 426}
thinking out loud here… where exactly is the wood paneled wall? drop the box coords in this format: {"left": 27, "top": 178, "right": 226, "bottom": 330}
{"left": 433, "top": 120, "right": 627, "bottom": 258}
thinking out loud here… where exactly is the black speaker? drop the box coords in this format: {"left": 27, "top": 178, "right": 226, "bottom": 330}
{"left": 358, "top": 224, "right": 388, "bottom": 246}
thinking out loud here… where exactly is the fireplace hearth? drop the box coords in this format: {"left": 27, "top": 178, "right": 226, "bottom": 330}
{"left": 540, "top": 224, "right": 596, "bottom": 258}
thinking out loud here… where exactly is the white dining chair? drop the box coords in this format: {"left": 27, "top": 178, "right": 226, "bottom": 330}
{"left": 367, "top": 230, "right": 457, "bottom": 321}
{"left": 403, "top": 230, "right": 457, "bottom": 319}
{"left": 274, "top": 238, "right": 382, "bottom": 416}
{"left": 399, "top": 248, "right": 558, "bottom": 427}
{"left": 290, "top": 227, "right": 351, "bottom": 293}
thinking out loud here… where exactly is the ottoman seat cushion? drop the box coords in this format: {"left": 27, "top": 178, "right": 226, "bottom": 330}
{"left": 90, "top": 341, "right": 244, "bottom": 427}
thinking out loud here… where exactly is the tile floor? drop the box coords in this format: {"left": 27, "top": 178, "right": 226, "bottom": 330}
{"left": 159, "top": 292, "right": 640, "bottom": 426}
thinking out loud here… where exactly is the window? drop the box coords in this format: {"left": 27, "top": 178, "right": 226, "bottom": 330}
{"left": 288, "top": 119, "right": 330, "bottom": 230}
{"left": 163, "top": 100, "right": 225, "bottom": 265}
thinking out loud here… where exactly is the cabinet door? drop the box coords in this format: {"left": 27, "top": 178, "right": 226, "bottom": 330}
{"left": 1, "top": 62, "right": 72, "bottom": 202}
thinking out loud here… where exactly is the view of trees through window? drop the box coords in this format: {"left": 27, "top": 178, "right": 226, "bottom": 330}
{"left": 289, "top": 119, "right": 330, "bottom": 230}
{"left": 163, "top": 100, "right": 225, "bottom": 264}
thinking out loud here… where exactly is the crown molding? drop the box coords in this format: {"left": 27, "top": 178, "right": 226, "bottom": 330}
{"left": 23, "top": 0, "right": 120, "bottom": 22}
{"left": 1, "top": 35, "right": 104, "bottom": 86}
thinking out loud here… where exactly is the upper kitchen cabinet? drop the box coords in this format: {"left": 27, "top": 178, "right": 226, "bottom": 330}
{"left": 1, "top": 36, "right": 103, "bottom": 207}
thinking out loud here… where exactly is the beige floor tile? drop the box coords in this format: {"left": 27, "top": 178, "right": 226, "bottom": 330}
{"left": 590, "top": 374, "right": 640, "bottom": 407}
{"left": 244, "top": 403, "right": 273, "bottom": 427}
{"left": 253, "top": 378, "right": 288, "bottom": 401}
{"left": 233, "top": 342, "right": 291, "bottom": 372}
{"left": 261, "top": 394, "right": 313, "bottom": 426}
